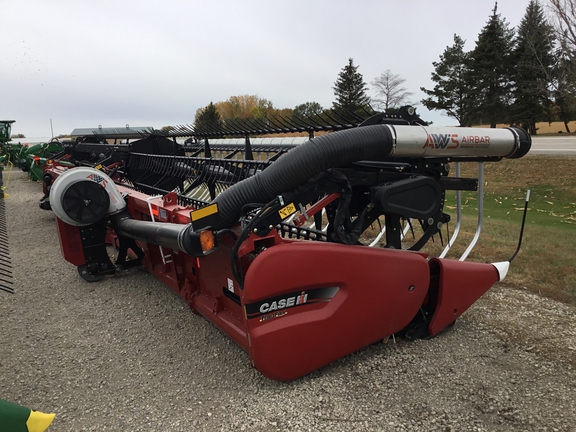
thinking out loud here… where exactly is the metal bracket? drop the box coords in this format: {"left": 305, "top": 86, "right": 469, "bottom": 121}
{"left": 146, "top": 195, "right": 173, "bottom": 265}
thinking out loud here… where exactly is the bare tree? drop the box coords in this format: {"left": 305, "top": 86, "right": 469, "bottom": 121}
{"left": 371, "top": 70, "right": 414, "bottom": 110}
{"left": 548, "top": 0, "right": 576, "bottom": 59}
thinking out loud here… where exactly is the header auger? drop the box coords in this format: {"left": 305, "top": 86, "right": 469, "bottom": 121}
{"left": 43, "top": 107, "right": 531, "bottom": 380}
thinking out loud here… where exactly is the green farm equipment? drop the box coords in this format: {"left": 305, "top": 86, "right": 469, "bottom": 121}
{"left": 0, "top": 121, "right": 64, "bottom": 181}
{"left": 22, "top": 141, "right": 64, "bottom": 181}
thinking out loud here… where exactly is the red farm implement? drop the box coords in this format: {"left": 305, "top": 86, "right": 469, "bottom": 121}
{"left": 43, "top": 107, "right": 531, "bottom": 380}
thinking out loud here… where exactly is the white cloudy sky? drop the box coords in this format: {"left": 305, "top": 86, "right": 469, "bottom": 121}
{"left": 3, "top": 0, "right": 536, "bottom": 137}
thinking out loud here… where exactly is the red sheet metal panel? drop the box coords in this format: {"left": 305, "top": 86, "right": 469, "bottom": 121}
{"left": 243, "top": 242, "right": 429, "bottom": 381}
{"left": 427, "top": 258, "right": 499, "bottom": 337}
{"left": 55, "top": 218, "right": 85, "bottom": 266}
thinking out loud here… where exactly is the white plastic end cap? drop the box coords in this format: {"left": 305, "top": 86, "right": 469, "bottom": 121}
{"left": 492, "top": 261, "right": 510, "bottom": 281}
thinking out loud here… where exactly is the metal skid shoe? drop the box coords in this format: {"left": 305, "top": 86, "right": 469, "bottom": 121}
{"left": 76, "top": 221, "right": 115, "bottom": 282}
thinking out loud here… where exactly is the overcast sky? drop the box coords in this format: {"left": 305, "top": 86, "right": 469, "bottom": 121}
{"left": 3, "top": 0, "right": 536, "bottom": 137}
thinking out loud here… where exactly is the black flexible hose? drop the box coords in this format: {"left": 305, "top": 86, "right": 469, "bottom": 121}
{"left": 211, "top": 125, "right": 394, "bottom": 229}
{"left": 230, "top": 197, "right": 281, "bottom": 287}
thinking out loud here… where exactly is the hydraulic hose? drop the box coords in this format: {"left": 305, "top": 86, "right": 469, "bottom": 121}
{"left": 211, "top": 125, "right": 395, "bottom": 229}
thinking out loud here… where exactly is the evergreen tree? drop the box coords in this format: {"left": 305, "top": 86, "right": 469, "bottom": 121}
{"left": 421, "top": 34, "right": 475, "bottom": 126}
{"left": 468, "top": 3, "right": 515, "bottom": 127}
{"left": 511, "top": 0, "right": 556, "bottom": 134}
{"left": 332, "top": 58, "right": 370, "bottom": 111}
{"left": 194, "top": 102, "right": 224, "bottom": 132}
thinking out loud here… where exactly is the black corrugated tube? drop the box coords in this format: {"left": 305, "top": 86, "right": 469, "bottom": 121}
{"left": 211, "top": 125, "right": 394, "bottom": 229}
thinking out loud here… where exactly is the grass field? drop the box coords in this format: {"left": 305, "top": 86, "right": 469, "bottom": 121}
{"left": 421, "top": 156, "right": 576, "bottom": 305}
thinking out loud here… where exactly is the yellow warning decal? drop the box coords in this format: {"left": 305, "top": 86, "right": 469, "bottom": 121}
{"left": 278, "top": 203, "right": 297, "bottom": 219}
{"left": 191, "top": 203, "right": 219, "bottom": 221}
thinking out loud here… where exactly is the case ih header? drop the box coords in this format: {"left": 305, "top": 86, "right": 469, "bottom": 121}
{"left": 42, "top": 108, "right": 531, "bottom": 380}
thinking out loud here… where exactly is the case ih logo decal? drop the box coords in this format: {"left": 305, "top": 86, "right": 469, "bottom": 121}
{"left": 245, "top": 286, "right": 339, "bottom": 319}
{"left": 422, "top": 134, "right": 491, "bottom": 150}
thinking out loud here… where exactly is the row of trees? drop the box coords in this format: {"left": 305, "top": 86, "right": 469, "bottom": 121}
{"left": 194, "top": 59, "right": 412, "bottom": 131}
{"left": 194, "top": 95, "right": 292, "bottom": 132}
{"left": 194, "top": 1, "right": 576, "bottom": 134}
{"left": 422, "top": 0, "right": 576, "bottom": 133}
{"left": 331, "top": 58, "right": 413, "bottom": 112}
{"left": 193, "top": 95, "right": 319, "bottom": 132}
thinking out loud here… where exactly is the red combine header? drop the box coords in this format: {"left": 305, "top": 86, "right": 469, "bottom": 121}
{"left": 42, "top": 108, "right": 531, "bottom": 380}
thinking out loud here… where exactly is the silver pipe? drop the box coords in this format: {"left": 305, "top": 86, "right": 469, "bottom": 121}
{"left": 391, "top": 125, "right": 526, "bottom": 158}
{"left": 369, "top": 218, "right": 386, "bottom": 247}
{"left": 440, "top": 162, "right": 462, "bottom": 258}
{"left": 460, "top": 162, "right": 484, "bottom": 261}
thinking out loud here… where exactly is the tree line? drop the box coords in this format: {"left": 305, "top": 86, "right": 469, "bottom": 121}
{"left": 422, "top": 0, "right": 576, "bottom": 134}
{"left": 193, "top": 0, "right": 576, "bottom": 134}
{"left": 192, "top": 59, "right": 413, "bottom": 133}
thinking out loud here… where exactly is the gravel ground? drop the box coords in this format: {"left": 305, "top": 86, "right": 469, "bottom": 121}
{"left": 1, "top": 170, "right": 575, "bottom": 432}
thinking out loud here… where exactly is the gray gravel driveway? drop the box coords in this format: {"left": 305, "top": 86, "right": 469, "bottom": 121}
{"left": 1, "top": 171, "right": 575, "bottom": 431}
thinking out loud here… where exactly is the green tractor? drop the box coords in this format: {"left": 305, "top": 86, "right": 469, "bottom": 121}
{"left": 0, "top": 120, "right": 16, "bottom": 166}
{"left": 0, "top": 120, "right": 14, "bottom": 145}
